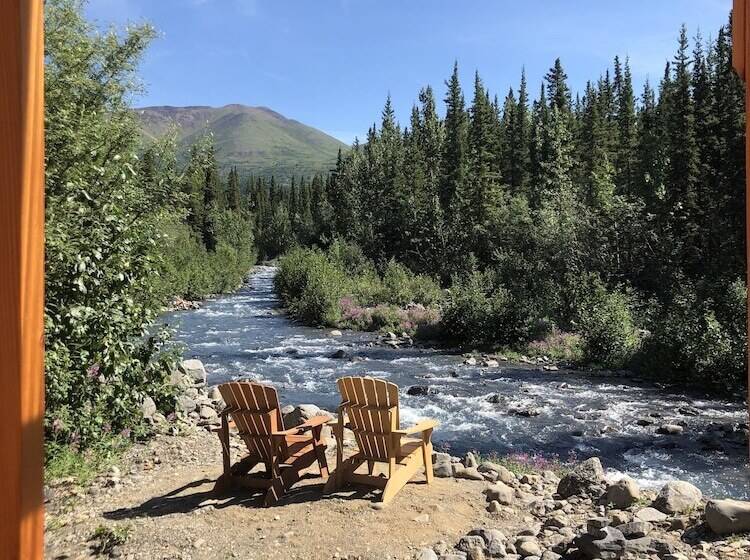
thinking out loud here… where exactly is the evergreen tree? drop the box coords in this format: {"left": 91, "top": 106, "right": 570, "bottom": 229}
{"left": 440, "top": 62, "right": 469, "bottom": 212}
{"left": 614, "top": 57, "right": 638, "bottom": 194}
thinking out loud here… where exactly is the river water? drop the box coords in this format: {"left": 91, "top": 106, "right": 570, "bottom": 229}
{"left": 162, "top": 266, "right": 750, "bottom": 499}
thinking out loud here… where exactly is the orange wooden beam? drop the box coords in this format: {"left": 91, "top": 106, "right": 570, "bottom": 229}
{"left": 0, "top": 0, "right": 46, "bottom": 558}
{"left": 733, "top": 0, "right": 750, "bottom": 456}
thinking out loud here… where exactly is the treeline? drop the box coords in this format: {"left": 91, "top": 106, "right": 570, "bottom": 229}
{"left": 247, "top": 174, "right": 335, "bottom": 259}
{"left": 276, "top": 21, "right": 747, "bottom": 391}
{"left": 45, "top": 0, "right": 256, "bottom": 452}
{"left": 158, "top": 137, "right": 257, "bottom": 300}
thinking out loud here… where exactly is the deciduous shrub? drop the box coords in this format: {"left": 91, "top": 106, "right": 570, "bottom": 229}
{"left": 577, "top": 280, "right": 640, "bottom": 369}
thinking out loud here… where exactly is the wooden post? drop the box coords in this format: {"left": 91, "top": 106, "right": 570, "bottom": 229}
{"left": 0, "top": 1, "right": 45, "bottom": 558}
{"left": 733, "top": 0, "right": 750, "bottom": 457}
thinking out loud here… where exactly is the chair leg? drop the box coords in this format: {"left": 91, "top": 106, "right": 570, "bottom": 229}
{"left": 312, "top": 426, "right": 329, "bottom": 479}
{"left": 422, "top": 429, "right": 434, "bottom": 484}
{"left": 264, "top": 466, "right": 301, "bottom": 506}
{"left": 214, "top": 417, "right": 233, "bottom": 494}
{"left": 381, "top": 455, "right": 422, "bottom": 505}
{"left": 323, "top": 454, "right": 363, "bottom": 494}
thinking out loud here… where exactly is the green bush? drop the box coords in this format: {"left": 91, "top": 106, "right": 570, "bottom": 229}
{"left": 441, "top": 271, "right": 495, "bottom": 345}
{"left": 577, "top": 281, "right": 640, "bottom": 368}
{"left": 378, "top": 260, "right": 443, "bottom": 307}
{"left": 275, "top": 248, "right": 347, "bottom": 326}
{"left": 441, "top": 270, "right": 537, "bottom": 347}
{"left": 633, "top": 281, "right": 746, "bottom": 390}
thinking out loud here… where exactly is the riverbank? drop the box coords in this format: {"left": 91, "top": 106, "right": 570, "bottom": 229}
{"left": 44, "top": 414, "right": 750, "bottom": 560}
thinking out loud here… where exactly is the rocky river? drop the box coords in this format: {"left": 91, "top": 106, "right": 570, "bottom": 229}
{"left": 161, "top": 266, "right": 750, "bottom": 499}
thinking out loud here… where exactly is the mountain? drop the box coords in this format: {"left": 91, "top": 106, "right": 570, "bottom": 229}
{"left": 135, "top": 104, "right": 347, "bottom": 179}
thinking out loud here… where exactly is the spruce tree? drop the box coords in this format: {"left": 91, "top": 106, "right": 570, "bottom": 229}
{"left": 440, "top": 62, "right": 469, "bottom": 212}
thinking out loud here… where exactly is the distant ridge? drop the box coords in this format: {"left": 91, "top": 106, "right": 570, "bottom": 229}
{"left": 135, "top": 104, "right": 347, "bottom": 180}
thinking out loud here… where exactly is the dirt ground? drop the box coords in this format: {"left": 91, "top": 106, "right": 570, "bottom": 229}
{"left": 44, "top": 427, "right": 523, "bottom": 560}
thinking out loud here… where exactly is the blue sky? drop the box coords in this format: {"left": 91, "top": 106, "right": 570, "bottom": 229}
{"left": 85, "top": 0, "right": 733, "bottom": 144}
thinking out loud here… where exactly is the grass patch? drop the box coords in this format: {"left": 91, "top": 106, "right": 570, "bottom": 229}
{"left": 45, "top": 438, "right": 129, "bottom": 487}
{"left": 89, "top": 524, "right": 131, "bottom": 556}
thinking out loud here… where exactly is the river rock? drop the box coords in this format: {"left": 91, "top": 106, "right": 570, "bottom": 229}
{"left": 515, "top": 538, "right": 542, "bottom": 558}
{"left": 176, "top": 395, "right": 197, "bottom": 414}
{"left": 609, "top": 510, "right": 631, "bottom": 525}
{"left": 467, "top": 528, "right": 506, "bottom": 556}
{"left": 329, "top": 349, "right": 349, "bottom": 359}
{"left": 464, "top": 452, "right": 478, "bottom": 468}
{"left": 482, "top": 359, "right": 500, "bottom": 368}
{"left": 657, "top": 424, "right": 684, "bottom": 435}
{"left": 479, "top": 462, "right": 515, "bottom": 484}
{"left": 705, "top": 499, "right": 750, "bottom": 535}
{"left": 407, "top": 385, "right": 435, "bottom": 396}
{"left": 615, "top": 521, "right": 652, "bottom": 539}
{"left": 486, "top": 394, "right": 503, "bottom": 404}
{"left": 282, "top": 404, "right": 327, "bottom": 427}
{"left": 199, "top": 405, "right": 218, "bottom": 421}
{"left": 140, "top": 396, "right": 157, "bottom": 419}
{"left": 511, "top": 407, "right": 541, "bottom": 417}
{"left": 456, "top": 535, "right": 486, "bottom": 555}
{"left": 433, "top": 453, "right": 453, "bottom": 478}
{"left": 677, "top": 405, "right": 700, "bottom": 416}
{"left": 556, "top": 457, "right": 605, "bottom": 498}
{"left": 415, "top": 548, "right": 438, "bottom": 560}
{"left": 208, "top": 386, "right": 223, "bottom": 402}
{"left": 455, "top": 466, "right": 484, "bottom": 481}
{"left": 484, "top": 481, "right": 514, "bottom": 505}
{"left": 653, "top": 481, "right": 702, "bottom": 514}
{"left": 180, "top": 359, "right": 207, "bottom": 385}
{"left": 606, "top": 477, "right": 640, "bottom": 508}
{"left": 634, "top": 507, "right": 667, "bottom": 523}
{"left": 329, "top": 329, "right": 343, "bottom": 336}
{"left": 574, "top": 526, "right": 626, "bottom": 560}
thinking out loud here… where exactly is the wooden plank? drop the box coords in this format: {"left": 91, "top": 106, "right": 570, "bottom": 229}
{"left": 0, "top": 1, "right": 45, "bottom": 558}
{"left": 746, "top": 0, "right": 750, "bottom": 451}
{"left": 734, "top": 0, "right": 746, "bottom": 78}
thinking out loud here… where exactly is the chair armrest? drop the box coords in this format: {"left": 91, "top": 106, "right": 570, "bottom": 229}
{"left": 297, "top": 415, "right": 332, "bottom": 430}
{"left": 270, "top": 415, "right": 332, "bottom": 438}
{"left": 394, "top": 418, "right": 439, "bottom": 435}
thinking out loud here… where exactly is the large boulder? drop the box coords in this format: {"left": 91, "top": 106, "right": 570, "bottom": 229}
{"left": 282, "top": 404, "right": 328, "bottom": 428}
{"left": 606, "top": 477, "right": 640, "bottom": 508}
{"left": 179, "top": 359, "right": 207, "bottom": 385}
{"left": 433, "top": 452, "right": 453, "bottom": 478}
{"left": 705, "top": 499, "right": 750, "bottom": 535}
{"left": 574, "top": 526, "right": 626, "bottom": 560}
{"left": 478, "top": 462, "right": 516, "bottom": 484}
{"left": 467, "top": 528, "right": 506, "bottom": 556}
{"left": 483, "top": 481, "right": 514, "bottom": 505}
{"left": 414, "top": 549, "right": 438, "bottom": 560}
{"left": 634, "top": 507, "right": 667, "bottom": 523}
{"left": 652, "top": 481, "right": 702, "bottom": 514}
{"left": 456, "top": 535, "right": 485, "bottom": 555}
{"left": 615, "top": 521, "right": 652, "bottom": 539}
{"left": 175, "top": 395, "right": 197, "bottom": 414}
{"left": 140, "top": 396, "right": 157, "bottom": 419}
{"left": 557, "top": 457, "right": 606, "bottom": 498}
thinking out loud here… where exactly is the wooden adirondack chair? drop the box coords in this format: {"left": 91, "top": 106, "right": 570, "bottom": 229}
{"left": 324, "top": 376, "right": 439, "bottom": 504}
{"left": 213, "top": 381, "right": 330, "bottom": 506}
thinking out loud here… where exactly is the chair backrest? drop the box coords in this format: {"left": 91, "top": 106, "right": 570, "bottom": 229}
{"left": 218, "top": 381, "right": 284, "bottom": 462}
{"left": 336, "top": 376, "right": 400, "bottom": 461}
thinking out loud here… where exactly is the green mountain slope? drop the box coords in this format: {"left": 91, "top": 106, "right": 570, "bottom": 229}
{"left": 136, "top": 104, "right": 347, "bottom": 179}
